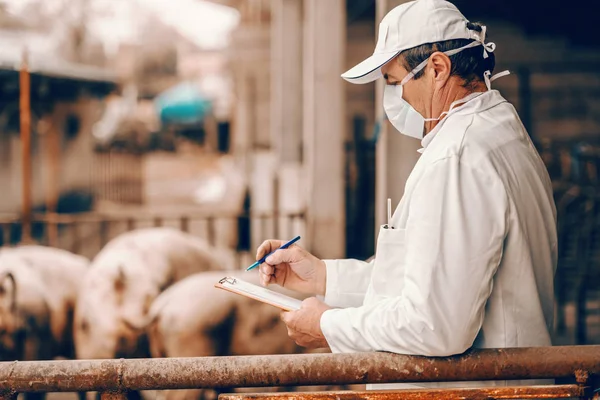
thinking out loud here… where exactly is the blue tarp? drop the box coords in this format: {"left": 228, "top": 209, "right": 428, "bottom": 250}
{"left": 154, "top": 81, "right": 212, "bottom": 125}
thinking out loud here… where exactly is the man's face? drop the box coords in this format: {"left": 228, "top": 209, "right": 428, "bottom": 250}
{"left": 381, "top": 56, "right": 435, "bottom": 128}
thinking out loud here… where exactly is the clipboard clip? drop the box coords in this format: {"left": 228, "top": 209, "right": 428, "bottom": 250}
{"left": 219, "top": 277, "right": 237, "bottom": 285}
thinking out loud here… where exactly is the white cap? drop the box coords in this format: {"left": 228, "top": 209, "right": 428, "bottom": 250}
{"left": 342, "top": 0, "right": 482, "bottom": 84}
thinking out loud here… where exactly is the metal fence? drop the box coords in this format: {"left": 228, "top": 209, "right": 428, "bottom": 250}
{"left": 0, "top": 210, "right": 306, "bottom": 268}
{"left": 90, "top": 151, "right": 145, "bottom": 205}
{"left": 539, "top": 138, "right": 600, "bottom": 345}
{"left": 0, "top": 346, "right": 598, "bottom": 399}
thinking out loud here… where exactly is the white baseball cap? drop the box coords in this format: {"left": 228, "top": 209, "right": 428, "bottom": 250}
{"left": 341, "top": 0, "right": 483, "bottom": 84}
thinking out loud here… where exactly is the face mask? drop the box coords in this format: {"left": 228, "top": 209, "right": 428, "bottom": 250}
{"left": 384, "top": 84, "right": 486, "bottom": 139}
{"left": 383, "top": 35, "right": 510, "bottom": 140}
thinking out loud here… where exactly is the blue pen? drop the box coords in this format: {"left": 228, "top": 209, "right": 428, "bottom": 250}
{"left": 246, "top": 235, "right": 301, "bottom": 271}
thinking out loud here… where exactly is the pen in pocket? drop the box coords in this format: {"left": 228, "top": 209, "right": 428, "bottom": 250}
{"left": 387, "top": 198, "right": 394, "bottom": 229}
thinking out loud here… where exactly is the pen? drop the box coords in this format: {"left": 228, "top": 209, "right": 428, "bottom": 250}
{"left": 387, "top": 198, "right": 392, "bottom": 228}
{"left": 246, "top": 235, "right": 301, "bottom": 271}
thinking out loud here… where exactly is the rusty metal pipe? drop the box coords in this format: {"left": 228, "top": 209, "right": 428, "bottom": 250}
{"left": 219, "top": 384, "right": 586, "bottom": 400}
{"left": 0, "top": 346, "right": 598, "bottom": 393}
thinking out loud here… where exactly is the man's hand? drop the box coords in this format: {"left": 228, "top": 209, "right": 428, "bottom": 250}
{"left": 256, "top": 239, "right": 327, "bottom": 296}
{"left": 281, "top": 297, "right": 332, "bottom": 349}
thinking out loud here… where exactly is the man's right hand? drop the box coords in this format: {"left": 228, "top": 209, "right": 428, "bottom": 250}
{"left": 256, "top": 239, "right": 326, "bottom": 296}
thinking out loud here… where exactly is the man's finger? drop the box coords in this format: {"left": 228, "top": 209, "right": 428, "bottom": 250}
{"left": 256, "top": 239, "right": 286, "bottom": 260}
{"left": 281, "top": 311, "right": 292, "bottom": 324}
{"left": 265, "top": 248, "right": 298, "bottom": 266}
{"left": 274, "top": 267, "right": 287, "bottom": 285}
{"left": 259, "top": 269, "right": 271, "bottom": 286}
{"left": 259, "top": 263, "right": 274, "bottom": 276}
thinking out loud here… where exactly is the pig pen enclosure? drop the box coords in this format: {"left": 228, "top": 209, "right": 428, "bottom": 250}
{"left": 0, "top": 151, "right": 310, "bottom": 400}
{"left": 0, "top": 213, "right": 308, "bottom": 400}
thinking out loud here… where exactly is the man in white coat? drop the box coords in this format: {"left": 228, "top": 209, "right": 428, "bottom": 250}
{"left": 257, "top": 0, "right": 557, "bottom": 389}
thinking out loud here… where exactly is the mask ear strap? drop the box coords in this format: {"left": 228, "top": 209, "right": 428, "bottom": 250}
{"left": 484, "top": 70, "right": 511, "bottom": 90}
{"left": 400, "top": 40, "right": 481, "bottom": 86}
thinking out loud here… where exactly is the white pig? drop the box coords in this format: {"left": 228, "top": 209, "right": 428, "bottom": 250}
{"left": 0, "top": 245, "right": 89, "bottom": 362}
{"left": 73, "top": 227, "right": 226, "bottom": 361}
{"left": 145, "top": 271, "right": 303, "bottom": 400}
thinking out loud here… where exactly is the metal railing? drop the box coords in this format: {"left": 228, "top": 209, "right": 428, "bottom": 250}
{"left": 91, "top": 151, "right": 145, "bottom": 205}
{"left": 0, "top": 346, "right": 598, "bottom": 399}
{"left": 0, "top": 210, "right": 306, "bottom": 267}
{"left": 543, "top": 138, "right": 600, "bottom": 344}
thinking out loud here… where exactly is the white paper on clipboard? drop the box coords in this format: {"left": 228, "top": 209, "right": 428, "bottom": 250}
{"left": 214, "top": 276, "right": 302, "bottom": 311}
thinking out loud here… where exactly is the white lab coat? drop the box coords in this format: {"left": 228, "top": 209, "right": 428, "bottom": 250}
{"left": 320, "top": 90, "right": 557, "bottom": 390}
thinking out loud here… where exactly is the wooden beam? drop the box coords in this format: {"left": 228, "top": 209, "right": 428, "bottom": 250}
{"left": 19, "top": 48, "right": 32, "bottom": 244}
{"left": 44, "top": 117, "right": 60, "bottom": 247}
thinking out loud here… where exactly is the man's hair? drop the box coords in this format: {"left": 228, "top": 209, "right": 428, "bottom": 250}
{"left": 398, "top": 22, "right": 495, "bottom": 89}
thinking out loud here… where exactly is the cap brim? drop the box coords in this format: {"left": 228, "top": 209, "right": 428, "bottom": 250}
{"left": 341, "top": 51, "right": 399, "bottom": 84}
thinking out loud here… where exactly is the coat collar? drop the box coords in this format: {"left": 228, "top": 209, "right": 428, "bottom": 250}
{"left": 417, "top": 90, "right": 508, "bottom": 153}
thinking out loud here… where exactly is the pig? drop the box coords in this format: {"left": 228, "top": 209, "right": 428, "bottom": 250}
{"left": 0, "top": 245, "right": 89, "bottom": 361}
{"left": 73, "top": 227, "right": 227, "bottom": 363}
{"left": 145, "top": 271, "right": 303, "bottom": 400}
{"left": 0, "top": 245, "right": 90, "bottom": 400}
{"left": 145, "top": 271, "right": 366, "bottom": 400}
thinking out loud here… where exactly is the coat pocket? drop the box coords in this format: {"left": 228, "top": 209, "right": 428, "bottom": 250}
{"left": 370, "top": 225, "right": 407, "bottom": 297}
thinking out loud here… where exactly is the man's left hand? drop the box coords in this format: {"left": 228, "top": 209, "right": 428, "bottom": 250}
{"left": 281, "top": 297, "right": 332, "bottom": 349}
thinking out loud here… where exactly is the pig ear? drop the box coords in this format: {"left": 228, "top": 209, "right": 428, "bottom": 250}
{"left": 0, "top": 272, "right": 16, "bottom": 312}
{"left": 114, "top": 265, "right": 126, "bottom": 292}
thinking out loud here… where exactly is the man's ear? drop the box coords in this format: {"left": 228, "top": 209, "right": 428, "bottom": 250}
{"left": 428, "top": 51, "right": 452, "bottom": 83}
{"left": 0, "top": 272, "right": 17, "bottom": 312}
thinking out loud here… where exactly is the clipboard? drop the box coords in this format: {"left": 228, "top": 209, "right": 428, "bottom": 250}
{"left": 214, "top": 276, "right": 302, "bottom": 311}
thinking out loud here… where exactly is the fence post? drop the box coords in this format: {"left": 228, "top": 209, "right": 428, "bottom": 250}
{"left": 127, "top": 218, "right": 135, "bottom": 232}
{"left": 46, "top": 213, "right": 58, "bottom": 248}
{"left": 273, "top": 174, "right": 279, "bottom": 239}
{"left": 1, "top": 224, "right": 10, "bottom": 247}
{"left": 99, "top": 219, "right": 109, "bottom": 248}
{"left": 576, "top": 370, "right": 592, "bottom": 400}
{"left": 207, "top": 217, "right": 216, "bottom": 246}
{"left": 19, "top": 47, "right": 32, "bottom": 245}
{"left": 180, "top": 216, "right": 189, "bottom": 233}
{"left": 260, "top": 215, "right": 267, "bottom": 243}
{"left": 100, "top": 391, "right": 127, "bottom": 400}
{"left": 45, "top": 117, "right": 60, "bottom": 248}
{"left": 71, "top": 221, "right": 80, "bottom": 254}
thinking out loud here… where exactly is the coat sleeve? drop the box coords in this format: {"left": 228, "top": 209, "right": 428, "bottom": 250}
{"left": 320, "top": 156, "right": 508, "bottom": 356}
{"left": 322, "top": 258, "right": 375, "bottom": 308}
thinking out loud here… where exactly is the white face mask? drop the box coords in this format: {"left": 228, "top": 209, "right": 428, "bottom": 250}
{"left": 384, "top": 84, "right": 486, "bottom": 139}
{"left": 383, "top": 37, "right": 510, "bottom": 140}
